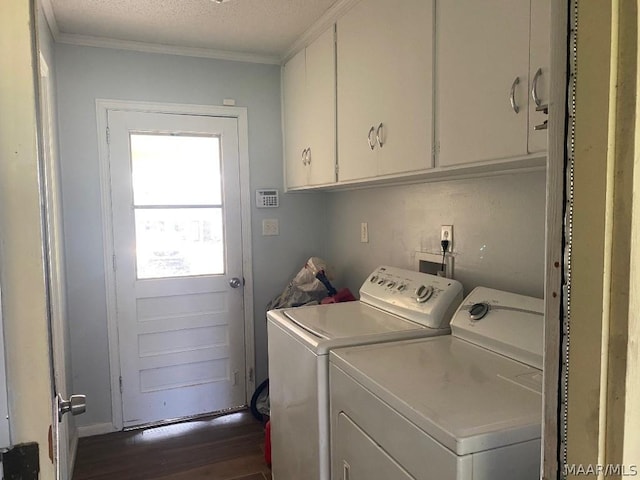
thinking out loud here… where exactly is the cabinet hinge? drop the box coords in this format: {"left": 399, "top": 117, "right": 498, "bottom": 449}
{"left": 248, "top": 368, "right": 254, "bottom": 383}
{"left": 106, "top": 126, "right": 110, "bottom": 144}
{"left": 112, "top": 254, "right": 117, "bottom": 272}
{"left": 432, "top": 142, "right": 440, "bottom": 162}
{"left": 119, "top": 376, "right": 123, "bottom": 393}
{"left": 335, "top": 163, "right": 339, "bottom": 177}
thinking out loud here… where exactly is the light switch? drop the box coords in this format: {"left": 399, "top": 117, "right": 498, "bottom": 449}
{"left": 262, "top": 219, "right": 279, "bottom": 236}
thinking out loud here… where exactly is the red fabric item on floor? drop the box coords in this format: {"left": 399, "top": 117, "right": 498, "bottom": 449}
{"left": 265, "top": 420, "right": 271, "bottom": 467}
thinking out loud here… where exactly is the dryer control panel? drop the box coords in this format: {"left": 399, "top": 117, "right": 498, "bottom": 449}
{"left": 360, "top": 266, "right": 463, "bottom": 329}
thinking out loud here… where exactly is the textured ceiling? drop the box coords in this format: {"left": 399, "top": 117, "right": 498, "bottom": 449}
{"left": 48, "top": 0, "right": 339, "bottom": 58}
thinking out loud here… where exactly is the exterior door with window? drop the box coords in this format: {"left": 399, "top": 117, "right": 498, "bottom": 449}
{"left": 108, "top": 110, "right": 246, "bottom": 427}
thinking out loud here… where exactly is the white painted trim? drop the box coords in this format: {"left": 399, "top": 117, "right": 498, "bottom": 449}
{"left": 57, "top": 32, "right": 280, "bottom": 65}
{"left": 77, "top": 422, "right": 117, "bottom": 439}
{"left": 96, "top": 99, "right": 255, "bottom": 430}
{"left": 542, "top": 0, "right": 568, "bottom": 478}
{"left": 39, "top": 0, "right": 60, "bottom": 38}
{"left": 281, "top": 0, "right": 359, "bottom": 63}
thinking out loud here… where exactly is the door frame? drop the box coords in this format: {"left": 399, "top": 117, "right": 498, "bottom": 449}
{"left": 96, "top": 99, "right": 255, "bottom": 431}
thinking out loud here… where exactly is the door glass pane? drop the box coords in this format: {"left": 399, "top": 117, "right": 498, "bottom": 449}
{"left": 130, "top": 134, "right": 222, "bottom": 206}
{"left": 135, "top": 208, "right": 224, "bottom": 279}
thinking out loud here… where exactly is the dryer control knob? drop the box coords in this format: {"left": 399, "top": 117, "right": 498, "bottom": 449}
{"left": 469, "top": 302, "right": 490, "bottom": 320}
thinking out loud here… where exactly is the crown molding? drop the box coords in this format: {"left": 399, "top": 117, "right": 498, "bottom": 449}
{"left": 281, "top": 0, "right": 359, "bottom": 63}
{"left": 55, "top": 32, "right": 281, "bottom": 64}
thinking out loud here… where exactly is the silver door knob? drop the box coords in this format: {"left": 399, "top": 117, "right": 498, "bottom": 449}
{"left": 229, "top": 277, "right": 243, "bottom": 288}
{"left": 58, "top": 394, "right": 86, "bottom": 421}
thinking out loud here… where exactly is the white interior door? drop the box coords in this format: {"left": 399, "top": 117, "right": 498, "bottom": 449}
{"left": 38, "top": 52, "right": 77, "bottom": 480}
{"left": 108, "top": 110, "right": 246, "bottom": 428}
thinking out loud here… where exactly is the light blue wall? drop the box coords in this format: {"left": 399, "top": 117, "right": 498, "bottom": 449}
{"left": 54, "top": 44, "right": 327, "bottom": 428}
{"left": 324, "top": 171, "right": 546, "bottom": 299}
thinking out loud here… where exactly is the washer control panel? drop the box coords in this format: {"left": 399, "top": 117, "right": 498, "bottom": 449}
{"left": 360, "top": 266, "right": 463, "bottom": 329}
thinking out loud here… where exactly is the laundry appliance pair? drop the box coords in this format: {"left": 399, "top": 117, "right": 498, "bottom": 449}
{"left": 267, "top": 266, "right": 543, "bottom": 480}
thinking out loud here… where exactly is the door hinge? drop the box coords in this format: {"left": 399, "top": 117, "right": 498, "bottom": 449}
{"left": 248, "top": 368, "right": 254, "bottom": 383}
{"left": 334, "top": 163, "right": 339, "bottom": 179}
{"left": 119, "top": 376, "right": 123, "bottom": 393}
{"left": 106, "top": 126, "right": 111, "bottom": 144}
{"left": 112, "top": 254, "right": 117, "bottom": 272}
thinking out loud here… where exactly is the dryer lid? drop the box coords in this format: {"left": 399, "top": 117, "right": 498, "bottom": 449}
{"left": 450, "top": 287, "right": 544, "bottom": 369}
{"left": 330, "top": 336, "right": 543, "bottom": 456}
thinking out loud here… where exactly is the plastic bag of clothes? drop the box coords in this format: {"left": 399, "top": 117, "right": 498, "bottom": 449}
{"left": 266, "top": 257, "right": 331, "bottom": 310}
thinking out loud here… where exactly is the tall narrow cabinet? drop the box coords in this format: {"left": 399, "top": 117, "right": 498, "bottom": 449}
{"left": 283, "top": 26, "right": 336, "bottom": 189}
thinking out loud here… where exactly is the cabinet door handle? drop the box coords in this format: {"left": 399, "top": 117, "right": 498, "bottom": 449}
{"left": 376, "top": 123, "right": 385, "bottom": 148}
{"left": 367, "top": 126, "right": 376, "bottom": 150}
{"left": 509, "top": 76, "right": 520, "bottom": 114}
{"left": 302, "top": 148, "right": 307, "bottom": 165}
{"left": 306, "top": 147, "right": 311, "bottom": 165}
{"left": 343, "top": 461, "right": 350, "bottom": 480}
{"left": 534, "top": 120, "right": 548, "bottom": 131}
{"left": 531, "top": 67, "right": 543, "bottom": 107}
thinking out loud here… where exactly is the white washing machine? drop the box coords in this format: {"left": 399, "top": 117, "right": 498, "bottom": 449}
{"left": 267, "top": 266, "right": 464, "bottom": 480}
{"left": 329, "top": 287, "right": 544, "bottom": 480}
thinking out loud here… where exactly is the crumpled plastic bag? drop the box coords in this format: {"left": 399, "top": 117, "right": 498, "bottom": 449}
{"left": 266, "top": 257, "right": 332, "bottom": 310}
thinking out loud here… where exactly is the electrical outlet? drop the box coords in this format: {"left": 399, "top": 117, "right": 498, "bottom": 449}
{"left": 360, "top": 222, "right": 369, "bottom": 243}
{"left": 262, "top": 219, "right": 279, "bottom": 236}
{"left": 441, "top": 225, "right": 453, "bottom": 252}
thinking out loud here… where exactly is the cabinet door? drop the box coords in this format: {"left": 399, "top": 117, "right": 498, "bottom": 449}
{"left": 336, "top": 0, "right": 380, "bottom": 181}
{"left": 283, "top": 48, "right": 308, "bottom": 189}
{"left": 436, "top": 0, "right": 530, "bottom": 167}
{"left": 337, "top": 0, "right": 434, "bottom": 182}
{"left": 373, "top": 0, "right": 434, "bottom": 177}
{"left": 528, "top": 0, "right": 550, "bottom": 153}
{"left": 306, "top": 26, "right": 337, "bottom": 186}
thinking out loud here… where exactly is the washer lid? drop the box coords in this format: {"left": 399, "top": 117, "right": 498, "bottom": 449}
{"left": 330, "top": 336, "right": 542, "bottom": 456}
{"left": 283, "top": 301, "right": 423, "bottom": 339}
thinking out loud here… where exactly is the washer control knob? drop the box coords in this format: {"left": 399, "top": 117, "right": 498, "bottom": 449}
{"left": 469, "top": 302, "right": 490, "bottom": 320}
{"left": 387, "top": 281, "right": 396, "bottom": 288}
{"left": 377, "top": 279, "right": 385, "bottom": 285}
{"left": 415, "top": 285, "right": 434, "bottom": 303}
{"left": 397, "top": 284, "right": 406, "bottom": 292}
{"left": 370, "top": 275, "right": 378, "bottom": 283}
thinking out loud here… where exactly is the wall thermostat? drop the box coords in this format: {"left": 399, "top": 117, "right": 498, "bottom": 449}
{"left": 256, "top": 189, "right": 279, "bottom": 208}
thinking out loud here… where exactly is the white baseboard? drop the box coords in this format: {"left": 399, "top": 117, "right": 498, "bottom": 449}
{"left": 77, "top": 422, "right": 117, "bottom": 438}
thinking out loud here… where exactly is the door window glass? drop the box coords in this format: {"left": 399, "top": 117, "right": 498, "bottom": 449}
{"left": 130, "top": 134, "right": 224, "bottom": 279}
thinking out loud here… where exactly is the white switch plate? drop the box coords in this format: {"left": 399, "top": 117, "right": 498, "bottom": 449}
{"left": 360, "top": 222, "right": 369, "bottom": 243}
{"left": 263, "top": 219, "right": 279, "bottom": 236}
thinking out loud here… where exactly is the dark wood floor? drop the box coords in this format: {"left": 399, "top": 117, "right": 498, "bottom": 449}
{"left": 72, "top": 410, "right": 271, "bottom": 480}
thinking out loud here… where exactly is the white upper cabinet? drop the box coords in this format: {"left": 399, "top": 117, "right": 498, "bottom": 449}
{"left": 528, "top": 0, "right": 551, "bottom": 154}
{"left": 436, "top": 0, "right": 549, "bottom": 167}
{"left": 337, "top": 0, "right": 434, "bottom": 182}
{"left": 283, "top": 26, "right": 336, "bottom": 189}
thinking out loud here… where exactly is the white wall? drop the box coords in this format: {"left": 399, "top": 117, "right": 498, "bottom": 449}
{"left": 324, "top": 171, "right": 546, "bottom": 299}
{"left": 54, "top": 44, "right": 328, "bottom": 428}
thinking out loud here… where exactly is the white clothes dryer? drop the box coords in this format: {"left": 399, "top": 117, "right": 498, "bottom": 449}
{"left": 329, "top": 287, "right": 544, "bottom": 480}
{"left": 267, "top": 266, "right": 463, "bottom": 480}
